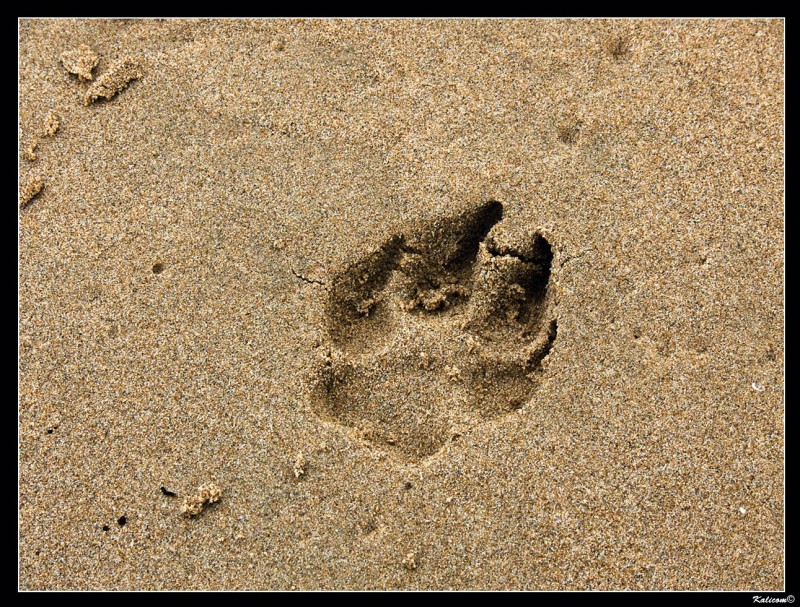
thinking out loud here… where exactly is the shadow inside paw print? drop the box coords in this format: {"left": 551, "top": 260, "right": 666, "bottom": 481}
{"left": 312, "top": 201, "right": 557, "bottom": 462}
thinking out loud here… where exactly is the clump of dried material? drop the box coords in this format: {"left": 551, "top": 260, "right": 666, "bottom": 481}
{"left": 181, "top": 482, "right": 222, "bottom": 518}
{"left": 60, "top": 45, "right": 99, "bottom": 81}
{"left": 23, "top": 140, "right": 38, "bottom": 162}
{"left": 402, "top": 552, "right": 418, "bottom": 571}
{"left": 293, "top": 451, "right": 308, "bottom": 478}
{"left": 43, "top": 113, "right": 60, "bottom": 137}
{"left": 19, "top": 175, "right": 43, "bottom": 208}
{"left": 445, "top": 365, "right": 462, "bottom": 382}
{"left": 85, "top": 58, "right": 143, "bottom": 105}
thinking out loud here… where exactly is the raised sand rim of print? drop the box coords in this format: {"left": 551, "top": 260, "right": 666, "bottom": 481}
{"left": 312, "top": 201, "right": 557, "bottom": 462}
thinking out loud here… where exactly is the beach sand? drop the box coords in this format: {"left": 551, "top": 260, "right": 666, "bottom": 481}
{"left": 18, "top": 18, "right": 784, "bottom": 590}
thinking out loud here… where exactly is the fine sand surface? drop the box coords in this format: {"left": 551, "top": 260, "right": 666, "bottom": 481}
{"left": 18, "top": 19, "right": 784, "bottom": 590}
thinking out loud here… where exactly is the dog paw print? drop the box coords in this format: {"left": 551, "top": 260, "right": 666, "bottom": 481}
{"left": 311, "top": 201, "right": 557, "bottom": 462}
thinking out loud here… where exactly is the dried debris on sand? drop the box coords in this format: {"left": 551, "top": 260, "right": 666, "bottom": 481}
{"left": 42, "top": 112, "right": 60, "bottom": 137}
{"left": 60, "top": 45, "right": 98, "bottom": 81}
{"left": 85, "top": 58, "right": 143, "bottom": 105}
{"left": 402, "top": 552, "right": 418, "bottom": 571}
{"left": 19, "top": 175, "right": 43, "bottom": 208}
{"left": 181, "top": 482, "right": 223, "bottom": 518}
{"left": 293, "top": 451, "right": 308, "bottom": 479}
{"left": 22, "top": 140, "right": 37, "bottom": 162}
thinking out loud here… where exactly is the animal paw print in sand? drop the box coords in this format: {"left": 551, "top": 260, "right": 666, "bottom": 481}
{"left": 312, "top": 201, "right": 557, "bottom": 462}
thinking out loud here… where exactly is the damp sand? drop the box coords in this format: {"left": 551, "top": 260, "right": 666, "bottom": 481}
{"left": 18, "top": 18, "right": 784, "bottom": 590}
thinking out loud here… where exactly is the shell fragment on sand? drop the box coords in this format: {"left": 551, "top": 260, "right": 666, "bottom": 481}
{"left": 85, "top": 58, "right": 143, "bottom": 105}
{"left": 60, "top": 45, "right": 98, "bottom": 81}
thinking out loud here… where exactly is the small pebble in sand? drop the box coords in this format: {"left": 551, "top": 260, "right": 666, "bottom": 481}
{"left": 402, "top": 552, "right": 418, "bottom": 571}
{"left": 751, "top": 382, "right": 765, "bottom": 392}
{"left": 181, "top": 482, "right": 223, "bottom": 518}
{"left": 60, "top": 44, "right": 99, "bottom": 81}
{"left": 293, "top": 451, "right": 308, "bottom": 478}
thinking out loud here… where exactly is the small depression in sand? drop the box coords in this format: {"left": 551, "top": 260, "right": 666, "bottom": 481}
{"left": 311, "top": 201, "right": 558, "bottom": 462}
